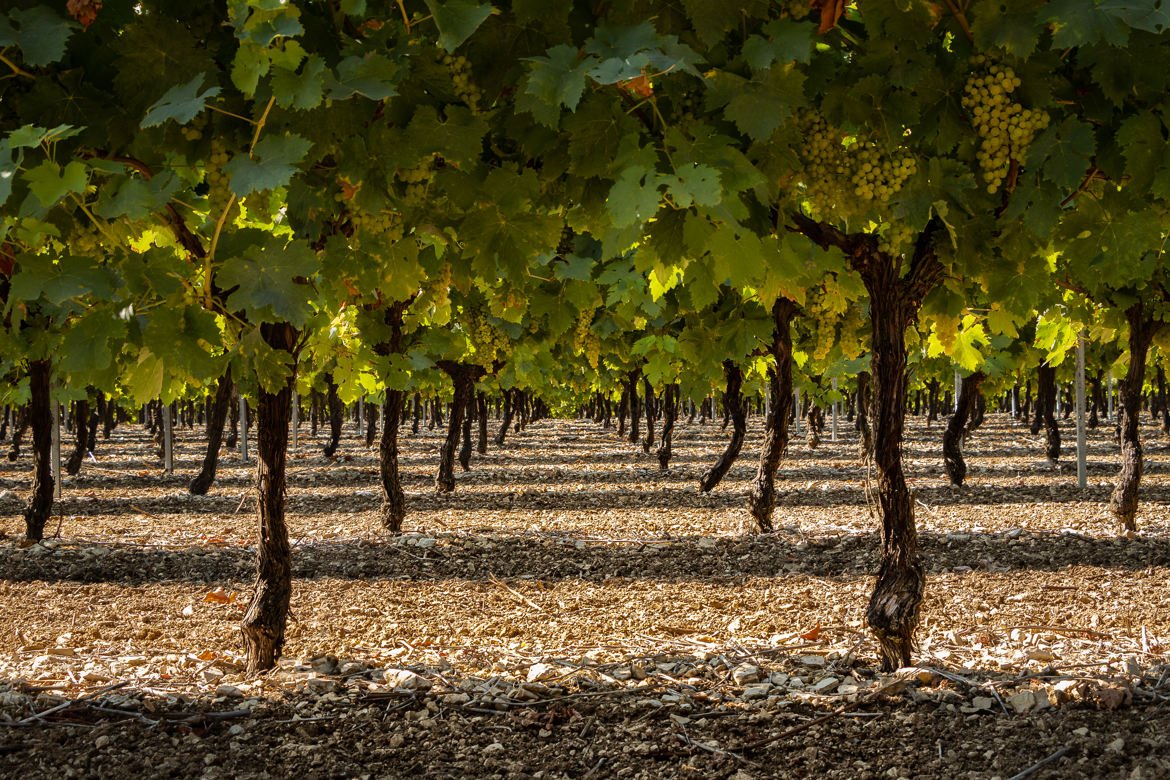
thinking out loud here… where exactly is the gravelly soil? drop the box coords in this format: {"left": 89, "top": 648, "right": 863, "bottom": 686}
{"left": 0, "top": 408, "right": 1168, "bottom": 779}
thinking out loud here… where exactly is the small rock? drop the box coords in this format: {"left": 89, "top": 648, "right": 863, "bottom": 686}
{"left": 971, "top": 696, "right": 994, "bottom": 710}
{"left": 731, "top": 664, "right": 763, "bottom": 685}
{"left": 1009, "top": 690, "right": 1035, "bottom": 713}
{"left": 809, "top": 677, "right": 839, "bottom": 693}
{"left": 1025, "top": 648, "right": 1056, "bottom": 663}
{"left": 228, "top": 725, "right": 245, "bottom": 736}
{"left": 1072, "top": 727, "right": 1090, "bottom": 737}
{"left": 442, "top": 693, "right": 470, "bottom": 706}
{"left": 310, "top": 656, "right": 339, "bottom": 675}
{"left": 181, "top": 605, "right": 195, "bottom": 617}
{"left": 384, "top": 668, "right": 432, "bottom": 691}
{"left": 945, "top": 533, "right": 972, "bottom": 542}
{"left": 897, "top": 666, "right": 937, "bottom": 685}
{"left": 305, "top": 678, "right": 340, "bottom": 694}
{"left": 697, "top": 537, "right": 717, "bottom": 549}
{"left": 415, "top": 537, "right": 437, "bottom": 549}
{"left": 742, "top": 684, "right": 771, "bottom": 700}
{"left": 482, "top": 742, "right": 505, "bottom": 754}
{"left": 1107, "top": 738, "right": 1125, "bottom": 753}
{"left": 215, "top": 684, "right": 244, "bottom": 698}
{"left": 799, "top": 655, "right": 826, "bottom": 668}
{"left": 202, "top": 667, "right": 225, "bottom": 684}
{"left": 527, "top": 663, "right": 557, "bottom": 683}
{"left": 95, "top": 735, "right": 110, "bottom": 749}
{"left": 388, "top": 733, "right": 405, "bottom": 749}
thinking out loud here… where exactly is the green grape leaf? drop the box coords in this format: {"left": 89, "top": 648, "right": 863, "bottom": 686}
{"left": 1039, "top": 0, "right": 1131, "bottom": 47}
{"left": 239, "top": 327, "right": 296, "bottom": 393}
{"left": 94, "top": 171, "right": 182, "bottom": 221}
{"left": 23, "top": 160, "right": 87, "bottom": 209}
{"left": 328, "top": 53, "right": 402, "bottom": 100}
{"left": 987, "top": 305, "right": 1019, "bottom": 338}
{"left": 1098, "top": 0, "right": 1170, "bottom": 33}
{"left": 10, "top": 254, "right": 115, "bottom": 305}
{"left": 232, "top": 42, "right": 270, "bottom": 96}
{"left": 721, "top": 66, "right": 805, "bottom": 141}
{"left": 9, "top": 6, "right": 74, "bottom": 67}
{"left": 708, "top": 226, "right": 764, "bottom": 288}
{"left": 970, "top": 0, "right": 1044, "bottom": 57}
{"left": 140, "top": 74, "right": 221, "bottom": 128}
{"left": 742, "top": 19, "right": 815, "bottom": 70}
{"left": 1028, "top": 117, "right": 1095, "bottom": 190}
{"left": 223, "top": 133, "right": 313, "bottom": 196}
{"left": 523, "top": 44, "right": 592, "bottom": 113}
{"left": 218, "top": 235, "right": 318, "bottom": 325}
{"left": 424, "top": 0, "right": 495, "bottom": 52}
{"left": 662, "top": 164, "right": 721, "bottom": 209}
{"left": 59, "top": 308, "right": 126, "bottom": 376}
{"left": 124, "top": 349, "right": 166, "bottom": 403}
{"left": 271, "top": 55, "right": 325, "bottom": 109}
{"left": 607, "top": 167, "right": 660, "bottom": 228}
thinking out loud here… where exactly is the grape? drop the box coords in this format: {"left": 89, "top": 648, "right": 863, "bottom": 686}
{"left": 570, "top": 306, "right": 599, "bottom": 368}
{"left": 348, "top": 206, "right": 405, "bottom": 248}
{"left": 443, "top": 52, "right": 485, "bottom": 114}
{"left": 961, "top": 57, "right": 1049, "bottom": 194}
{"left": 203, "top": 139, "right": 239, "bottom": 222}
{"left": 795, "top": 110, "right": 918, "bottom": 220}
{"left": 877, "top": 222, "right": 914, "bottom": 257}
{"left": 395, "top": 157, "right": 436, "bottom": 206}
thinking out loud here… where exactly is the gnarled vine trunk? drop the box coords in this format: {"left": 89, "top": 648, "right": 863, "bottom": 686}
{"left": 495, "top": 389, "right": 514, "bottom": 447}
{"left": 655, "top": 384, "right": 678, "bottom": 470}
{"left": 1110, "top": 302, "right": 1161, "bottom": 534}
{"left": 376, "top": 301, "right": 411, "bottom": 533}
{"left": 748, "top": 298, "right": 797, "bottom": 532}
{"left": 855, "top": 371, "right": 873, "bottom": 461}
{"left": 699, "top": 361, "right": 745, "bottom": 493}
{"left": 436, "top": 362, "right": 483, "bottom": 492}
{"left": 190, "top": 366, "right": 233, "bottom": 495}
{"left": 942, "top": 371, "right": 985, "bottom": 486}
{"left": 241, "top": 323, "right": 299, "bottom": 673}
{"left": 1036, "top": 363, "right": 1060, "bottom": 461}
{"left": 23, "top": 360, "right": 54, "bottom": 541}
{"left": 64, "top": 399, "right": 89, "bottom": 476}
{"left": 322, "top": 374, "right": 343, "bottom": 457}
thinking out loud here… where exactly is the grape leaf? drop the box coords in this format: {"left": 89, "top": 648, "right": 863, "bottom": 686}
{"left": 271, "top": 55, "right": 325, "bottom": 110}
{"left": 10, "top": 254, "right": 115, "bottom": 304}
{"left": 722, "top": 66, "right": 805, "bottom": 141}
{"left": 218, "top": 236, "right": 318, "bottom": 325}
{"left": 9, "top": 6, "right": 74, "bottom": 67}
{"left": 424, "top": 0, "right": 495, "bottom": 52}
{"left": 327, "top": 53, "right": 402, "bottom": 100}
{"left": 970, "top": 0, "right": 1044, "bottom": 57}
{"left": 223, "top": 133, "right": 313, "bottom": 197}
{"left": 23, "top": 160, "right": 87, "bottom": 209}
{"left": 523, "top": 45, "right": 592, "bottom": 113}
{"left": 1039, "top": 0, "right": 1131, "bottom": 47}
{"left": 742, "top": 19, "right": 816, "bottom": 70}
{"left": 141, "top": 74, "right": 221, "bottom": 128}
{"left": 607, "top": 167, "right": 659, "bottom": 229}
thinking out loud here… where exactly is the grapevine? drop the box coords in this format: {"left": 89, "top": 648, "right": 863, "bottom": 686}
{"left": 349, "top": 207, "right": 405, "bottom": 248}
{"left": 961, "top": 57, "right": 1050, "bottom": 194}
{"left": 571, "top": 307, "right": 600, "bottom": 369}
{"left": 396, "top": 157, "right": 436, "bottom": 206}
{"left": 203, "top": 139, "right": 239, "bottom": 221}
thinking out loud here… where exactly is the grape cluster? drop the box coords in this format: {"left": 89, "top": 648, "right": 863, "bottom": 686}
{"left": 396, "top": 158, "right": 435, "bottom": 206}
{"left": 204, "top": 140, "right": 237, "bottom": 219}
{"left": 778, "top": 0, "right": 810, "bottom": 19}
{"left": 182, "top": 112, "right": 208, "bottom": 142}
{"left": 961, "top": 57, "right": 1050, "bottom": 194}
{"left": 877, "top": 222, "right": 915, "bottom": 257}
{"left": 571, "top": 307, "right": 600, "bottom": 369}
{"left": 469, "top": 310, "right": 511, "bottom": 365}
{"left": 443, "top": 53, "right": 484, "bottom": 114}
{"left": 796, "top": 111, "right": 917, "bottom": 217}
{"left": 430, "top": 262, "right": 452, "bottom": 310}
{"left": 69, "top": 223, "right": 102, "bottom": 256}
{"left": 349, "top": 208, "right": 405, "bottom": 248}
{"left": 671, "top": 93, "right": 697, "bottom": 127}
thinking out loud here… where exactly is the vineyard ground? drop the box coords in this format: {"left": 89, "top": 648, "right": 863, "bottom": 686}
{"left": 0, "top": 411, "right": 1168, "bottom": 779}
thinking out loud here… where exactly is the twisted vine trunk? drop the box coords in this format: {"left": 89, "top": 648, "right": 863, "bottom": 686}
{"left": 476, "top": 393, "right": 488, "bottom": 455}
{"left": 64, "top": 399, "right": 89, "bottom": 476}
{"left": 495, "top": 389, "right": 514, "bottom": 447}
{"left": 241, "top": 323, "right": 298, "bottom": 673}
{"left": 748, "top": 298, "right": 797, "bottom": 532}
{"left": 436, "top": 362, "right": 483, "bottom": 492}
{"left": 655, "top": 384, "right": 678, "bottom": 471}
{"left": 459, "top": 398, "right": 474, "bottom": 472}
{"left": 190, "top": 366, "right": 233, "bottom": 495}
{"left": 1036, "top": 363, "right": 1060, "bottom": 461}
{"left": 322, "top": 375, "right": 343, "bottom": 457}
{"left": 376, "top": 301, "right": 411, "bottom": 533}
{"left": 855, "top": 371, "right": 873, "bottom": 461}
{"left": 23, "top": 360, "right": 54, "bottom": 541}
{"left": 699, "top": 361, "right": 745, "bottom": 492}
{"left": 942, "top": 371, "right": 985, "bottom": 486}
{"left": 795, "top": 213, "right": 944, "bottom": 671}
{"left": 7, "top": 405, "right": 28, "bottom": 461}
{"left": 642, "top": 378, "right": 655, "bottom": 454}
{"left": 1110, "top": 302, "right": 1161, "bottom": 534}
{"left": 626, "top": 370, "right": 641, "bottom": 445}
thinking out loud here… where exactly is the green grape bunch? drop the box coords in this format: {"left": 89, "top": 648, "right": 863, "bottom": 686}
{"left": 68, "top": 222, "right": 103, "bottom": 256}
{"left": 795, "top": 110, "right": 917, "bottom": 219}
{"left": 203, "top": 139, "right": 239, "bottom": 221}
{"left": 396, "top": 157, "right": 436, "bottom": 206}
{"left": 877, "top": 222, "right": 915, "bottom": 257}
{"left": 348, "top": 207, "right": 405, "bottom": 248}
{"left": 570, "top": 306, "right": 600, "bottom": 368}
{"left": 443, "top": 52, "right": 485, "bottom": 114}
{"left": 961, "top": 56, "right": 1050, "bottom": 194}
{"left": 430, "top": 262, "right": 453, "bottom": 310}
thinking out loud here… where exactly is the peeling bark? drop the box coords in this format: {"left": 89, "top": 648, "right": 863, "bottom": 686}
{"left": 748, "top": 298, "right": 797, "bottom": 532}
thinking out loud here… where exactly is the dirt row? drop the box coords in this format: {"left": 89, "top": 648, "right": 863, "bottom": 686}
{"left": 0, "top": 412, "right": 1168, "bottom": 778}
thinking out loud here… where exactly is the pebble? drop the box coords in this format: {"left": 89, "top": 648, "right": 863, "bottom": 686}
{"left": 731, "top": 664, "right": 763, "bottom": 685}
{"left": 527, "top": 662, "right": 556, "bottom": 683}
{"left": 215, "top": 685, "right": 244, "bottom": 698}
{"left": 809, "top": 677, "right": 839, "bottom": 693}
{"left": 1108, "top": 738, "right": 1125, "bottom": 752}
{"left": 482, "top": 742, "right": 505, "bottom": 754}
{"left": 305, "top": 678, "right": 339, "bottom": 694}
{"left": 1008, "top": 690, "right": 1035, "bottom": 713}
{"left": 95, "top": 735, "right": 110, "bottom": 749}
{"left": 384, "top": 668, "right": 432, "bottom": 691}
{"left": 799, "top": 655, "right": 826, "bottom": 668}
{"left": 742, "top": 684, "right": 770, "bottom": 700}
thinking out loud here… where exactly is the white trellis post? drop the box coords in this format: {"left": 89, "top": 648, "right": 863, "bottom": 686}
{"left": 1076, "top": 332, "right": 1087, "bottom": 489}
{"left": 239, "top": 395, "right": 248, "bottom": 462}
{"left": 831, "top": 377, "right": 838, "bottom": 442}
{"left": 162, "top": 401, "right": 173, "bottom": 474}
{"left": 954, "top": 367, "right": 961, "bottom": 413}
{"left": 51, "top": 379, "right": 61, "bottom": 501}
